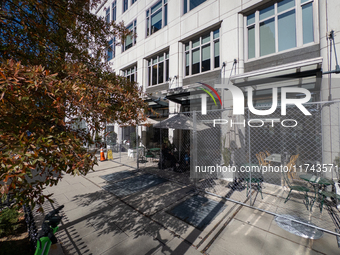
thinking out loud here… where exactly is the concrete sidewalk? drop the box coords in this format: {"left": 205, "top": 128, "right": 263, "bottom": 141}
{"left": 42, "top": 160, "right": 340, "bottom": 255}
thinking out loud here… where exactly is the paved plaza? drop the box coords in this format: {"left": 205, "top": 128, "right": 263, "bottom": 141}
{"left": 41, "top": 157, "right": 340, "bottom": 255}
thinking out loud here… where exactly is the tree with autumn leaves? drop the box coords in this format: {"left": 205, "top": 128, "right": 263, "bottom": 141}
{"left": 0, "top": 0, "right": 147, "bottom": 209}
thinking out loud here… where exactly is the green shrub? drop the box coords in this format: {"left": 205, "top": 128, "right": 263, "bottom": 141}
{"left": 0, "top": 207, "right": 22, "bottom": 237}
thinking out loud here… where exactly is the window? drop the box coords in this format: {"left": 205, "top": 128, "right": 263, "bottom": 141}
{"left": 105, "top": 7, "right": 110, "bottom": 23}
{"left": 183, "top": 0, "right": 206, "bottom": 14}
{"left": 146, "top": 0, "right": 168, "bottom": 37}
{"left": 132, "top": 0, "right": 137, "bottom": 5}
{"left": 147, "top": 52, "right": 169, "bottom": 86}
{"left": 246, "top": 0, "right": 315, "bottom": 60}
{"left": 112, "top": 1, "right": 116, "bottom": 22}
{"left": 123, "top": 0, "right": 128, "bottom": 12}
{"left": 184, "top": 29, "right": 220, "bottom": 76}
{"left": 123, "top": 20, "right": 137, "bottom": 52}
{"left": 107, "top": 38, "right": 115, "bottom": 61}
{"left": 124, "top": 65, "right": 137, "bottom": 82}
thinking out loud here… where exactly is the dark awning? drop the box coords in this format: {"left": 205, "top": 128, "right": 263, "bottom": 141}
{"left": 165, "top": 85, "right": 208, "bottom": 105}
{"left": 230, "top": 57, "right": 323, "bottom": 87}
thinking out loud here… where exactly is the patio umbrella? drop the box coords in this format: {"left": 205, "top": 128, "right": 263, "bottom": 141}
{"left": 153, "top": 114, "right": 210, "bottom": 163}
{"left": 153, "top": 114, "right": 210, "bottom": 131}
{"left": 139, "top": 117, "right": 159, "bottom": 126}
{"left": 120, "top": 117, "right": 159, "bottom": 127}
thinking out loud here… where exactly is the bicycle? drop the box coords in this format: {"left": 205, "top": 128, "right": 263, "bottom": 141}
{"left": 34, "top": 205, "right": 64, "bottom": 255}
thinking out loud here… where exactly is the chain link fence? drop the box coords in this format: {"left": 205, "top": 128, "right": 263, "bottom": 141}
{"left": 104, "top": 101, "right": 340, "bottom": 236}
{"left": 104, "top": 125, "right": 140, "bottom": 168}
{"left": 191, "top": 101, "right": 340, "bottom": 236}
{"left": 137, "top": 115, "right": 191, "bottom": 176}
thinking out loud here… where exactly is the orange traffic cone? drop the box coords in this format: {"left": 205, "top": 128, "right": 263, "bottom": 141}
{"left": 100, "top": 147, "right": 106, "bottom": 161}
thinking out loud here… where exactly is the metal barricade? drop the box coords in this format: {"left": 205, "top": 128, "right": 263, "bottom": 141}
{"left": 190, "top": 101, "right": 340, "bottom": 236}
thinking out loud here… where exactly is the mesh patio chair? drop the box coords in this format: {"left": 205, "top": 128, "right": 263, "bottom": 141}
{"left": 286, "top": 154, "right": 299, "bottom": 180}
{"left": 256, "top": 152, "right": 270, "bottom": 167}
{"left": 282, "top": 170, "right": 310, "bottom": 210}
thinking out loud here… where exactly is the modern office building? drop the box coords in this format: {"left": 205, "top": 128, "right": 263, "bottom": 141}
{"left": 92, "top": 0, "right": 340, "bottom": 166}
{"left": 89, "top": 1, "right": 340, "bottom": 238}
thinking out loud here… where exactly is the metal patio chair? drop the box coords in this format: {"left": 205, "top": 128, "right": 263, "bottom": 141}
{"left": 286, "top": 154, "right": 299, "bottom": 180}
{"left": 145, "top": 150, "right": 156, "bottom": 162}
{"left": 256, "top": 152, "right": 270, "bottom": 167}
{"left": 282, "top": 170, "right": 310, "bottom": 210}
{"left": 319, "top": 183, "right": 340, "bottom": 213}
{"left": 137, "top": 147, "right": 148, "bottom": 164}
{"left": 245, "top": 175, "right": 264, "bottom": 199}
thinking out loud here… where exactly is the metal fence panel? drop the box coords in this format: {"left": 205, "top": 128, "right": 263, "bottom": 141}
{"left": 106, "top": 101, "right": 340, "bottom": 236}
{"left": 191, "top": 101, "right": 340, "bottom": 236}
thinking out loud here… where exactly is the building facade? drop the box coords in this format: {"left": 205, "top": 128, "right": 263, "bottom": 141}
{"left": 92, "top": 0, "right": 340, "bottom": 167}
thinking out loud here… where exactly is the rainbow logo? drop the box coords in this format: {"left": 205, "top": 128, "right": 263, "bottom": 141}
{"left": 197, "top": 82, "right": 222, "bottom": 107}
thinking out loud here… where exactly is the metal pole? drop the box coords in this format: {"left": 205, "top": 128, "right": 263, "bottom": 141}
{"left": 193, "top": 111, "right": 198, "bottom": 188}
{"left": 221, "top": 62, "right": 225, "bottom": 109}
{"left": 337, "top": 103, "right": 340, "bottom": 180}
{"left": 205, "top": 191, "right": 340, "bottom": 238}
{"left": 120, "top": 127, "right": 123, "bottom": 163}
{"left": 136, "top": 125, "right": 139, "bottom": 170}
{"left": 160, "top": 120, "right": 162, "bottom": 170}
{"left": 320, "top": 103, "right": 324, "bottom": 174}
{"left": 328, "top": 33, "right": 332, "bottom": 101}
{"left": 248, "top": 109, "right": 252, "bottom": 205}
{"left": 329, "top": 104, "right": 333, "bottom": 180}
{"left": 179, "top": 128, "right": 182, "bottom": 161}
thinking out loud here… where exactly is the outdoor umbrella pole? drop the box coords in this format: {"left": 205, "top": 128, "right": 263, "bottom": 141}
{"left": 136, "top": 125, "right": 139, "bottom": 170}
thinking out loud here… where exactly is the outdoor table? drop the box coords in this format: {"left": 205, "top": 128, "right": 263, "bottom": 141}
{"left": 264, "top": 154, "right": 281, "bottom": 163}
{"left": 149, "top": 148, "right": 161, "bottom": 152}
{"left": 299, "top": 173, "right": 334, "bottom": 209}
{"left": 299, "top": 174, "right": 334, "bottom": 186}
{"left": 274, "top": 214, "right": 323, "bottom": 239}
{"left": 149, "top": 148, "right": 161, "bottom": 160}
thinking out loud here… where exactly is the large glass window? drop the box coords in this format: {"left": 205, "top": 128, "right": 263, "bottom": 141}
{"left": 112, "top": 1, "right": 116, "bottom": 22}
{"left": 183, "top": 0, "right": 206, "bottom": 14}
{"left": 260, "top": 18, "right": 275, "bottom": 56}
{"left": 184, "top": 29, "right": 220, "bottom": 76}
{"left": 107, "top": 38, "right": 115, "bottom": 61}
{"left": 123, "top": 0, "right": 128, "bottom": 12}
{"left": 146, "top": 0, "right": 168, "bottom": 37}
{"left": 302, "top": 2, "right": 314, "bottom": 44}
{"left": 105, "top": 7, "right": 110, "bottom": 24}
{"left": 247, "top": 14, "right": 256, "bottom": 59}
{"left": 123, "top": 65, "right": 137, "bottom": 82}
{"left": 246, "top": 0, "right": 315, "bottom": 60}
{"left": 278, "top": 9, "right": 296, "bottom": 52}
{"left": 132, "top": 0, "right": 137, "bottom": 5}
{"left": 148, "top": 52, "right": 169, "bottom": 86}
{"left": 123, "top": 20, "right": 137, "bottom": 52}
